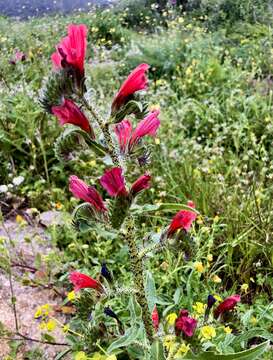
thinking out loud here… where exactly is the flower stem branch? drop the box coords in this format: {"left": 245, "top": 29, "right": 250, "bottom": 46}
{"left": 139, "top": 242, "right": 165, "bottom": 260}
{"left": 81, "top": 95, "right": 120, "bottom": 166}
{"left": 124, "top": 215, "right": 154, "bottom": 344}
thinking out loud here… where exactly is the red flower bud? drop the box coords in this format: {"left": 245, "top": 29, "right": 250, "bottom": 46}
{"left": 52, "top": 98, "right": 94, "bottom": 137}
{"left": 111, "top": 63, "right": 149, "bottom": 113}
{"left": 69, "top": 271, "right": 103, "bottom": 293}
{"left": 130, "top": 174, "right": 151, "bottom": 197}
{"left": 152, "top": 305, "right": 159, "bottom": 331}
{"left": 69, "top": 175, "right": 107, "bottom": 212}
{"left": 167, "top": 201, "right": 197, "bottom": 237}
{"left": 214, "top": 295, "right": 241, "bottom": 319}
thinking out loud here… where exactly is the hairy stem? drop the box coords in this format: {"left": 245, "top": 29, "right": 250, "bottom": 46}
{"left": 124, "top": 216, "right": 154, "bottom": 344}
{"left": 81, "top": 96, "right": 119, "bottom": 166}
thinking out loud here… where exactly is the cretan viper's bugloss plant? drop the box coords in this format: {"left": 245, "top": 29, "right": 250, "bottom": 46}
{"left": 39, "top": 23, "right": 270, "bottom": 360}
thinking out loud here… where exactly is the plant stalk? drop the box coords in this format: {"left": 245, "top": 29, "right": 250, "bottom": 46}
{"left": 81, "top": 96, "right": 119, "bottom": 166}
{"left": 124, "top": 216, "right": 154, "bottom": 344}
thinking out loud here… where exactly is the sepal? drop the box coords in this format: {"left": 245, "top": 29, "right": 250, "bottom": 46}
{"left": 54, "top": 126, "right": 107, "bottom": 162}
{"left": 39, "top": 70, "right": 74, "bottom": 113}
{"left": 111, "top": 100, "right": 149, "bottom": 124}
{"left": 72, "top": 202, "right": 108, "bottom": 232}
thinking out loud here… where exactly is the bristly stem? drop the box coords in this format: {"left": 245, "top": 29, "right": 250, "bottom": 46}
{"left": 81, "top": 95, "right": 120, "bottom": 166}
{"left": 124, "top": 215, "right": 154, "bottom": 344}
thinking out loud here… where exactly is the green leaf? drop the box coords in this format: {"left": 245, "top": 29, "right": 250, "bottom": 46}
{"left": 233, "top": 329, "right": 273, "bottom": 346}
{"left": 173, "top": 288, "right": 181, "bottom": 305}
{"left": 128, "top": 295, "right": 142, "bottom": 323}
{"left": 182, "top": 341, "right": 270, "bottom": 360}
{"left": 145, "top": 271, "right": 157, "bottom": 312}
{"left": 107, "top": 325, "right": 142, "bottom": 353}
{"left": 54, "top": 349, "right": 71, "bottom": 360}
{"left": 111, "top": 100, "right": 148, "bottom": 123}
{"left": 41, "top": 333, "right": 56, "bottom": 343}
{"left": 54, "top": 126, "right": 107, "bottom": 162}
{"left": 131, "top": 203, "right": 200, "bottom": 215}
{"left": 151, "top": 340, "right": 166, "bottom": 360}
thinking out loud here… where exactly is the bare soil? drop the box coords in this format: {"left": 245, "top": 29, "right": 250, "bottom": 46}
{"left": 0, "top": 212, "right": 70, "bottom": 359}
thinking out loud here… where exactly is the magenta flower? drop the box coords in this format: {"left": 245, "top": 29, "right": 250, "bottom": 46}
{"left": 115, "top": 111, "right": 160, "bottom": 154}
{"left": 167, "top": 201, "right": 197, "bottom": 237}
{"left": 51, "top": 24, "right": 87, "bottom": 78}
{"left": 100, "top": 168, "right": 151, "bottom": 199}
{"left": 99, "top": 167, "right": 128, "bottom": 197}
{"left": 111, "top": 63, "right": 149, "bottom": 113}
{"left": 10, "top": 50, "right": 26, "bottom": 65}
{"left": 69, "top": 271, "right": 103, "bottom": 293}
{"left": 52, "top": 98, "right": 95, "bottom": 137}
{"left": 214, "top": 295, "right": 241, "bottom": 319}
{"left": 130, "top": 174, "right": 151, "bottom": 196}
{"left": 115, "top": 120, "right": 133, "bottom": 153}
{"left": 175, "top": 309, "right": 197, "bottom": 337}
{"left": 69, "top": 175, "right": 107, "bottom": 212}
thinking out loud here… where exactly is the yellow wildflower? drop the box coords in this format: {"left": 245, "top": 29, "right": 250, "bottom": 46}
{"left": 46, "top": 319, "right": 57, "bottom": 332}
{"left": 16, "top": 215, "right": 25, "bottom": 224}
{"left": 55, "top": 202, "right": 62, "bottom": 210}
{"left": 250, "top": 316, "right": 257, "bottom": 325}
{"left": 155, "top": 138, "right": 160, "bottom": 145}
{"left": 166, "top": 313, "right": 177, "bottom": 326}
{"left": 212, "top": 275, "right": 222, "bottom": 283}
{"left": 90, "top": 353, "right": 105, "bottom": 360}
{"left": 174, "top": 343, "right": 190, "bottom": 357}
{"left": 213, "top": 294, "right": 222, "bottom": 302}
{"left": 34, "top": 304, "right": 50, "bottom": 318}
{"left": 39, "top": 321, "right": 47, "bottom": 330}
{"left": 192, "top": 302, "right": 206, "bottom": 315}
{"left": 88, "top": 160, "right": 97, "bottom": 167}
{"left": 67, "top": 290, "right": 76, "bottom": 301}
{"left": 224, "top": 326, "right": 232, "bottom": 334}
{"left": 213, "top": 215, "right": 219, "bottom": 223}
{"left": 207, "top": 254, "right": 213, "bottom": 262}
{"left": 75, "top": 352, "right": 88, "bottom": 360}
{"left": 194, "top": 261, "right": 204, "bottom": 273}
{"left": 63, "top": 324, "right": 70, "bottom": 333}
{"left": 241, "top": 283, "right": 249, "bottom": 293}
{"left": 200, "top": 325, "right": 216, "bottom": 340}
{"left": 163, "top": 335, "right": 176, "bottom": 351}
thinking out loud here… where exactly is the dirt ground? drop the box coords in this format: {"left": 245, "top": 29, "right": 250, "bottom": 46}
{"left": 0, "top": 212, "right": 71, "bottom": 359}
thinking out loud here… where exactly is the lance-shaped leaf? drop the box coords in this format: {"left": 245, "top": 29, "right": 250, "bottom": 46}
{"left": 182, "top": 340, "right": 269, "bottom": 360}
{"left": 111, "top": 100, "right": 149, "bottom": 124}
{"left": 151, "top": 340, "right": 166, "bottom": 360}
{"left": 54, "top": 126, "right": 107, "bottom": 162}
{"left": 72, "top": 202, "right": 108, "bottom": 232}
